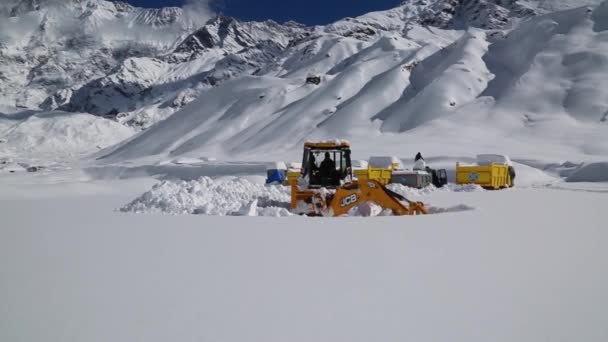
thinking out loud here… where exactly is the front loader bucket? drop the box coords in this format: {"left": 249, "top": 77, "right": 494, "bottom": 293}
{"left": 408, "top": 201, "right": 428, "bottom": 215}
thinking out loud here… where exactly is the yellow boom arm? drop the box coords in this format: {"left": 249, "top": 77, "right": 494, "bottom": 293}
{"left": 290, "top": 178, "right": 427, "bottom": 217}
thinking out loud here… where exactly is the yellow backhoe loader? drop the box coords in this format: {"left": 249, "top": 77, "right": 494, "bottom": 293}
{"left": 287, "top": 141, "right": 428, "bottom": 216}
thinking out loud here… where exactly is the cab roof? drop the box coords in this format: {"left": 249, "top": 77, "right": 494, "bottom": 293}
{"left": 304, "top": 141, "right": 351, "bottom": 149}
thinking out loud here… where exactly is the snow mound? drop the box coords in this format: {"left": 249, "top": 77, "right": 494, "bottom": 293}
{"left": 369, "top": 156, "right": 402, "bottom": 169}
{"left": 120, "top": 176, "right": 292, "bottom": 216}
{"left": 566, "top": 162, "right": 608, "bottom": 182}
{"left": 122, "top": 176, "right": 480, "bottom": 217}
{"left": 0, "top": 111, "right": 134, "bottom": 161}
{"left": 512, "top": 162, "right": 559, "bottom": 187}
{"left": 349, "top": 202, "right": 389, "bottom": 217}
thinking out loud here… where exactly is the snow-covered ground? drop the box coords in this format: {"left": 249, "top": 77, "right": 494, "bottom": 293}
{"left": 1, "top": 169, "right": 607, "bottom": 342}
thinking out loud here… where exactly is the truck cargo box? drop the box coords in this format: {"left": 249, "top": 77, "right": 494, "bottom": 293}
{"left": 391, "top": 171, "right": 432, "bottom": 189}
{"left": 456, "top": 162, "right": 513, "bottom": 189}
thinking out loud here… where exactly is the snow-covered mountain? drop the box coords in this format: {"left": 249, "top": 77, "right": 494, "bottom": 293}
{"left": 1, "top": 0, "right": 607, "bottom": 162}
{"left": 0, "top": 0, "right": 207, "bottom": 110}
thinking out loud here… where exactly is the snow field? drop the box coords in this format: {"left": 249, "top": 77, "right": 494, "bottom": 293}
{"left": 2, "top": 174, "right": 607, "bottom": 342}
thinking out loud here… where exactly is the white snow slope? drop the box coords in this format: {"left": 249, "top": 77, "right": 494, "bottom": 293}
{"left": 0, "top": 0, "right": 606, "bottom": 165}
{"left": 96, "top": 0, "right": 608, "bottom": 164}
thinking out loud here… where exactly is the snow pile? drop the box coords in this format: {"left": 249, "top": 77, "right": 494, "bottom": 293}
{"left": 368, "top": 156, "right": 403, "bottom": 169}
{"left": 120, "top": 176, "right": 292, "bottom": 216}
{"left": 0, "top": 111, "right": 134, "bottom": 160}
{"left": 387, "top": 183, "right": 436, "bottom": 198}
{"left": 352, "top": 160, "right": 369, "bottom": 169}
{"left": 306, "top": 139, "right": 351, "bottom": 145}
{"left": 121, "top": 176, "right": 481, "bottom": 217}
{"left": 510, "top": 162, "right": 559, "bottom": 187}
{"left": 477, "top": 154, "right": 513, "bottom": 166}
{"left": 348, "top": 202, "right": 392, "bottom": 217}
{"left": 566, "top": 162, "right": 608, "bottom": 182}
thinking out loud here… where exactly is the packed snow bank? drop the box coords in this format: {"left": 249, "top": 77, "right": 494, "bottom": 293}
{"left": 0, "top": 111, "right": 134, "bottom": 161}
{"left": 120, "top": 176, "right": 293, "bottom": 217}
{"left": 121, "top": 176, "right": 482, "bottom": 217}
{"left": 566, "top": 162, "right": 608, "bottom": 182}
{"left": 511, "top": 162, "right": 559, "bottom": 187}
{"left": 369, "top": 156, "right": 403, "bottom": 169}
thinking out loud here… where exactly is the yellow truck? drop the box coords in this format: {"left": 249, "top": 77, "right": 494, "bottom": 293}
{"left": 354, "top": 156, "right": 400, "bottom": 185}
{"left": 354, "top": 168, "right": 394, "bottom": 185}
{"left": 456, "top": 154, "right": 515, "bottom": 189}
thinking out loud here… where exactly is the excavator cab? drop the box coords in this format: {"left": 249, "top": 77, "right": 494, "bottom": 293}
{"left": 300, "top": 142, "right": 353, "bottom": 188}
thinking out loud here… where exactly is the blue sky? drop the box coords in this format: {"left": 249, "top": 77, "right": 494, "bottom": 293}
{"left": 124, "top": 0, "right": 401, "bottom": 25}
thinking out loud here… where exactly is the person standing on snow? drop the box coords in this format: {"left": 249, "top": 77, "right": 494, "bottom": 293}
{"left": 414, "top": 152, "right": 426, "bottom": 171}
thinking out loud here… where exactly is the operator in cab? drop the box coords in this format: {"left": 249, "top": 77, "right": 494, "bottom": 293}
{"left": 319, "top": 152, "right": 336, "bottom": 178}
